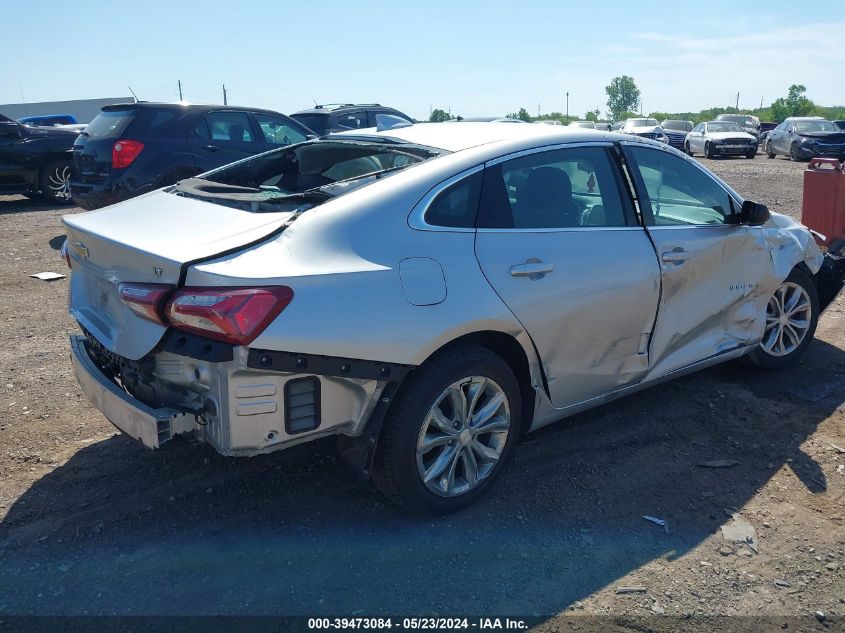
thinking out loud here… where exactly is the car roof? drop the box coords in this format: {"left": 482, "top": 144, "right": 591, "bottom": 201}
{"left": 330, "top": 121, "right": 630, "bottom": 153}
{"left": 100, "top": 102, "right": 292, "bottom": 117}
{"left": 293, "top": 103, "right": 386, "bottom": 115}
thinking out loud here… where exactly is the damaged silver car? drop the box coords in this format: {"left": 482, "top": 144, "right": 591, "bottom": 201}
{"left": 63, "top": 121, "right": 845, "bottom": 513}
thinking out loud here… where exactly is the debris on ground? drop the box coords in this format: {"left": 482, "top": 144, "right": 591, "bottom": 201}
{"left": 720, "top": 512, "right": 759, "bottom": 554}
{"left": 774, "top": 579, "right": 791, "bottom": 589}
{"left": 697, "top": 459, "right": 741, "bottom": 468}
{"left": 616, "top": 586, "right": 648, "bottom": 595}
{"left": 29, "top": 271, "right": 66, "bottom": 281}
{"left": 642, "top": 515, "right": 670, "bottom": 534}
{"left": 829, "top": 443, "right": 845, "bottom": 454}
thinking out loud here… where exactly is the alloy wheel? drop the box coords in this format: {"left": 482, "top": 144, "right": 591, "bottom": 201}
{"left": 47, "top": 165, "right": 72, "bottom": 201}
{"left": 416, "top": 376, "right": 510, "bottom": 497}
{"left": 761, "top": 281, "right": 812, "bottom": 357}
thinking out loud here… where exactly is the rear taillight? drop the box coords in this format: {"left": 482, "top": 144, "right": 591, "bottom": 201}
{"left": 60, "top": 238, "right": 71, "bottom": 269}
{"left": 118, "top": 283, "right": 174, "bottom": 324}
{"left": 164, "top": 286, "right": 294, "bottom": 346}
{"left": 112, "top": 139, "right": 144, "bottom": 169}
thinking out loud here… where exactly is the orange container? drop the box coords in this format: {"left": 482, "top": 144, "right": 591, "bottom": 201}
{"left": 802, "top": 158, "right": 845, "bottom": 251}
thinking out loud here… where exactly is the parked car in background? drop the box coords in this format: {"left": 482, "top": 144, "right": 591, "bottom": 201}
{"left": 759, "top": 121, "right": 777, "bottom": 144}
{"left": 715, "top": 114, "right": 761, "bottom": 140}
{"left": 451, "top": 117, "right": 526, "bottom": 123}
{"left": 0, "top": 115, "right": 76, "bottom": 203}
{"left": 684, "top": 121, "right": 757, "bottom": 159}
{"left": 533, "top": 120, "right": 562, "bottom": 126}
{"left": 18, "top": 114, "right": 78, "bottom": 127}
{"left": 70, "top": 102, "right": 314, "bottom": 210}
{"left": 63, "top": 123, "right": 844, "bottom": 513}
{"left": 620, "top": 118, "right": 668, "bottom": 144}
{"left": 765, "top": 117, "right": 845, "bottom": 162}
{"left": 567, "top": 121, "right": 595, "bottom": 129}
{"left": 611, "top": 121, "right": 624, "bottom": 131}
{"left": 290, "top": 103, "right": 413, "bottom": 135}
{"left": 660, "top": 120, "right": 694, "bottom": 149}
{"left": 593, "top": 122, "right": 612, "bottom": 131}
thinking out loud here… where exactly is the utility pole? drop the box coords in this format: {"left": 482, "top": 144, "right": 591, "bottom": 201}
{"left": 566, "top": 92, "right": 569, "bottom": 117}
{"left": 178, "top": 79, "right": 183, "bottom": 101}
{"left": 760, "top": 96, "right": 764, "bottom": 110}
{"left": 222, "top": 84, "right": 227, "bottom": 105}
{"left": 537, "top": 103, "right": 541, "bottom": 118}
{"left": 736, "top": 92, "right": 739, "bottom": 110}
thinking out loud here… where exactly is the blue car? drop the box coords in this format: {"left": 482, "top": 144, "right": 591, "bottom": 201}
{"left": 18, "top": 114, "right": 78, "bottom": 127}
{"left": 660, "top": 119, "right": 693, "bottom": 150}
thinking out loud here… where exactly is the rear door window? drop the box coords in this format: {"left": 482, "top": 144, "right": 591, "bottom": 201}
{"left": 84, "top": 110, "right": 135, "bottom": 139}
{"left": 195, "top": 111, "right": 257, "bottom": 144}
{"left": 334, "top": 111, "right": 368, "bottom": 131}
{"left": 254, "top": 113, "right": 307, "bottom": 148}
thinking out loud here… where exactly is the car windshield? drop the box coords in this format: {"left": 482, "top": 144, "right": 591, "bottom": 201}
{"left": 794, "top": 120, "right": 838, "bottom": 133}
{"left": 291, "top": 113, "right": 329, "bottom": 135}
{"left": 707, "top": 122, "right": 744, "bottom": 133}
{"left": 626, "top": 119, "right": 659, "bottom": 128}
{"left": 172, "top": 139, "right": 444, "bottom": 212}
{"left": 661, "top": 120, "right": 690, "bottom": 131}
{"left": 718, "top": 115, "right": 753, "bottom": 126}
{"left": 84, "top": 110, "right": 134, "bottom": 139}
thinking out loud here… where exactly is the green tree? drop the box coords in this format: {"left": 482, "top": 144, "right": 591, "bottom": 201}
{"left": 512, "top": 107, "right": 532, "bottom": 122}
{"left": 429, "top": 108, "right": 451, "bottom": 123}
{"left": 584, "top": 109, "right": 601, "bottom": 122}
{"left": 770, "top": 84, "right": 814, "bottom": 121}
{"left": 606, "top": 76, "right": 641, "bottom": 120}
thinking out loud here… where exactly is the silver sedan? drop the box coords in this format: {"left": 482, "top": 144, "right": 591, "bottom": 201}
{"left": 63, "top": 122, "right": 844, "bottom": 513}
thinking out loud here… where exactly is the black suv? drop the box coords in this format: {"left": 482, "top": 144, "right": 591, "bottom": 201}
{"left": 0, "top": 114, "right": 77, "bottom": 203}
{"left": 290, "top": 104, "right": 414, "bottom": 135}
{"left": 70, "top": 103, "right": 314, "bottom": 210}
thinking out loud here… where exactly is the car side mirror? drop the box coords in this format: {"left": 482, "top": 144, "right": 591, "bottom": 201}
{"left": 740, "top": 200, "right": 770, "bottom": 226}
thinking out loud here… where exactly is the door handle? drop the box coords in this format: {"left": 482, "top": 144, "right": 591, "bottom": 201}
{"left": 510, "top": 261, "right": 554, "bottom": 277}
{"left": 203, "top": 145, "right": 220, "bottom": 152}
{"left": 661, "top": 250, "right": 690, "bottom": 265}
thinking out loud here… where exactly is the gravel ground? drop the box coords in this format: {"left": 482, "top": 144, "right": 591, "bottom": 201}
{"left": 0, "top": 153, "right": 843, "bottom": 631}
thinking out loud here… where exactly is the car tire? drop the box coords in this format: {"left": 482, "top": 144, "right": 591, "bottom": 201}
{"left": 746, "top": 149, "right": 757, "bottom": 159}
{"left": 789, "top": 142, "right": 801, "bottom": 162}
{"left": 39, "top": 160, "right": 74, "bottom": 205}
{"left": 373, "top": 344, "right": 521, "bottom": 514}
{"left": 745, "top": 267, "right": 819, "bottom": 370}
{"left": 684, "top": 141, "right": 693, "bottom": 156}
{"left": 705, "top": 142, "right": 715, "bottom": 159}
{"left": 766, "top": 141, "right": 776, "bottom": 159}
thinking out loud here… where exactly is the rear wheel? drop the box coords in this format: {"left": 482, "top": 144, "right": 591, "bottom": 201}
{"left": 39, "top": 160, "right": 73, "bottom": 204}
{"left": 766, "top": 141, "right": 776, "bottom": 159}
{"left": 373, "top": 345, "right": 521, "bottom": 514}
{"left": 746, "top": 268, "right": 819, "bottom": 369}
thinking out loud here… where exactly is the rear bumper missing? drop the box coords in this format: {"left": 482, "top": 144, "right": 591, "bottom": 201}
{"left": 70, "top": 334, "right": 191, "bottom": 448}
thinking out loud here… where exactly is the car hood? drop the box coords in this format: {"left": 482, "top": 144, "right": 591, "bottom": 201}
{"left": 798, "top": 131, "right": 845, "bottom": 142}
{"left": 707, "top": 131, "right": 756, "bottom": 141}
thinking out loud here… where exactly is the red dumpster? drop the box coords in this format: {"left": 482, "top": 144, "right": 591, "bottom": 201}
{"left": 802, "top": 158, "right": 845, "bottom": 255}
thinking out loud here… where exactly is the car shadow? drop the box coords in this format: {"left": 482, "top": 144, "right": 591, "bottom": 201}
{"left": 0, "top": 196, "right": 75, "bottom": 216}
{"left": 0, "top": 338, "right": 843, "bottom": 620}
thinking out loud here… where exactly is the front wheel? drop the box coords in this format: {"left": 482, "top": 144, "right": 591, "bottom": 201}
{"left": 684, "top": 141, "right": 693, "bottom": 156}
{"left": 746, "top": 149, "right": 757, "bottom": 159}
{"left": 705, "top": 142, "right": 715, "bottom": 159}
{"left": 373, "top": 345, "right": 521, "bottom": 514}
{"left": 789, "top": 142, "right": 801, "bottom": 162}
{"left": 39, "top": 160, "right": 74, "bottom": 204}
{"left": 746, "top": 268, "right": 819, "bottom": 369}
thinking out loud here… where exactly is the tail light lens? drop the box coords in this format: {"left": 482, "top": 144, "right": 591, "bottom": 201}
{"left": 112, "top": 139, "right": 144, "bottom": 169}
{"left": 164, "top": 286, "right": 294, "bottom": 346}
{"left": 118, "top": 283, "right": 174, "bottom": 324}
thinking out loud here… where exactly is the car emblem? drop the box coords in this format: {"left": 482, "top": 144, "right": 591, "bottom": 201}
{"left": 72, "top": 241, "right": 89, "bottom": 259}
{"left": 153, "top": 267, "right": 163, "bottom": 276}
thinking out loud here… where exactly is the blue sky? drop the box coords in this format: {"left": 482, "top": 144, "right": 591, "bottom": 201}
{"left": 2, "top": 0, "right": 843, "bottom": 119}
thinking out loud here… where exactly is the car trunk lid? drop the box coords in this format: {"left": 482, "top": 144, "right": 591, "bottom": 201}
{"left": 63, "top": 191, "right": 294, "bottom": 360}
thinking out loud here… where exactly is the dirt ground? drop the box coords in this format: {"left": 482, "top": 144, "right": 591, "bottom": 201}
{"left": 0, "top": 153, "right": 843, "bottom": 631}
